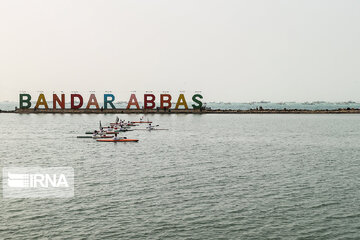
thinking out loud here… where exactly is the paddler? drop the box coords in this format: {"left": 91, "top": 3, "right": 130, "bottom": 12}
{"left": 113, "top": 133, "right": 120, "bottom": 140}
{"left": 99, "top": 128, "right": 105, "bottom": 135}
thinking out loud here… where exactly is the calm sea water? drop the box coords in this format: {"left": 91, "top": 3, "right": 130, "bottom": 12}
{"left": 1, "top": 113, "right": 360, "bottom": 239}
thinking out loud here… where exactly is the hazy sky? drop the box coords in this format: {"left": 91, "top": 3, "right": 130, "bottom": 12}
{"left": 1, "top": 0, "right": 360, "bottom": 102}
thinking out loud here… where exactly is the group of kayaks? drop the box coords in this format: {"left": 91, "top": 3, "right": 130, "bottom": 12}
{"left": 77, "top": 116, "right": 167, "bottom": 142}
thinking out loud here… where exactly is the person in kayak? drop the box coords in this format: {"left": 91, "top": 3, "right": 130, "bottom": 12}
{"left": 113, "top": 133, "right": 118, "bottom": 140}
{"left": 99, "top": 128, "right": 105, "bottom": 135}
{"left": 113, "top": 133, "right": 122, "bottom": 140}
{"left": 147, "top": 123, "right": 154, "bottom": 131}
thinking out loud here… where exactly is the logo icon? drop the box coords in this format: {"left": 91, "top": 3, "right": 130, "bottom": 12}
{"left": 3, "top": 167, "right": 74, "bottom": 198}
{"left": 7, "top": 173, "right": 29, "bottom": 188}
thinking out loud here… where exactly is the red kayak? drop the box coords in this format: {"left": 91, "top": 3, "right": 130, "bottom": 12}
{"left": 110, "top": 123, "right": 138, "bottom": 126}
{"left": 96, "top": 139, "right": 139, "bottom": 142}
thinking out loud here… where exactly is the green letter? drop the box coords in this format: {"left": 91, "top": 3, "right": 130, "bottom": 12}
{"left": 192, "top": 94, "right": 203, "bottom": 109}
{"left": 104, "top": 94, "right": 116, "bottom": 109}
{"left": 20, "top": 94, "right": 31, "bottom": 109}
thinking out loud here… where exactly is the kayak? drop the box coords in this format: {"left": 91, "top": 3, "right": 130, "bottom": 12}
{"left": 85, "top": 131, "right": 109, "bottom": 134}
{"left": 77, "top": 136, "right": 93, "bottom": 138}
{"left": 110, "top": 123, "right": 138, "bottom": 126}
{"left": 131, "top": 121, "right": 152, "bottom": 124}
{"left": 134, "top": 129, "right": 169, "bottom": 131}
{"left": 106, "top": 130, "right": 133, "bottom": 134}
{"left": 77, "top": 135, "right": 113, "bottom": 138}
{"left": 92, "top": 135, "right": 113, "bottom": 139}
{"left": 113, "top": 126, "right": 132, "bottom": 130}
{"left": 86, "top": 129, "right": 132, "bottom": 134}
{"left": 96, "top": 139, "right": 139, "bottom": 142}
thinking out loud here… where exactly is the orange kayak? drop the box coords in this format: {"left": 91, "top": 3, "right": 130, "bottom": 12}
{"left": 96, "top": 139, "right": 139, "bottom": 142}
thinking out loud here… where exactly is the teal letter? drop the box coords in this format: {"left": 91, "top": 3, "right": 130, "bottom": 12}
{"left": 104, "top": 94, "right": 116, "bottom": 109}
{"left": 20, "top": 94, "right": 32, "bottom": 109}
{"left": 192, "top": 94, "right": 203, "bottom": 109}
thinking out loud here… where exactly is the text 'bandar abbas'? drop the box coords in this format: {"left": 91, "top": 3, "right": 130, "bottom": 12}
{"left": 19, "top": 93, "right": 204, "bottom": 110}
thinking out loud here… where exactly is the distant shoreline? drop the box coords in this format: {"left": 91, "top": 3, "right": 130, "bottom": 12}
{"left": 2, "top": 108, "right": 360, "bottom": 114}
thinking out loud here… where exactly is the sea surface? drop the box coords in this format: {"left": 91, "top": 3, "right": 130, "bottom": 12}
{"left": 1, "top": 113, "right": 360, "bottom": 239}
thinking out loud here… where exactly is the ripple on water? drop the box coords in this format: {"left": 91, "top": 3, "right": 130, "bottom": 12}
{"left": 1, "top": 114, "right": 360, "bottom": 239}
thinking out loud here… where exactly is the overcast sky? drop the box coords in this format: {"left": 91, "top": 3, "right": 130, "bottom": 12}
{"left": 1, "top": 0, "right": 359, "bottom": 102}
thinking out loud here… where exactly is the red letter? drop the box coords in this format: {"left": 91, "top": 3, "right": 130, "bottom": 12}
{"left": 86, "top": 94, "right": 99, "bottom": 109}
{"left": 53, "top": 94, "right": 65, "bottom": 109}
{"left": 126, "top": 94, "right": 140, "bottom": 109}
{"left": 71, "top": 94, "right": 83, "bottom": 109}
{"left": 160, "top": 94, "right": 172, "bottom": 109}
{"left": 144, "top": 94, "right": 156, "bottom": 109}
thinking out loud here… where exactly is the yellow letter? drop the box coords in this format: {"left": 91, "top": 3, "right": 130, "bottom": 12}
{"left": 35, "top": 94, "right": 49, "bottom": 109}
{"left": 175, "top": 94, "right": 188, "bottom": 109}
